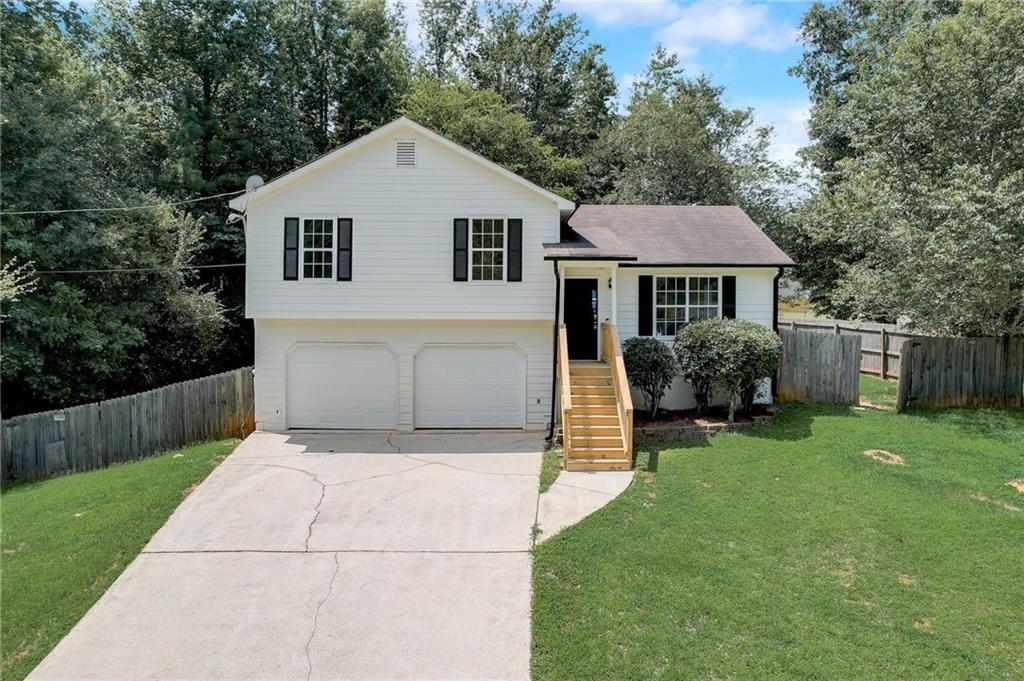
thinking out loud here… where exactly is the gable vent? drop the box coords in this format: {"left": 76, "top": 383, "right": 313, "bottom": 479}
{"left": 396, "top": 140, "right": 416, "bottom": 167}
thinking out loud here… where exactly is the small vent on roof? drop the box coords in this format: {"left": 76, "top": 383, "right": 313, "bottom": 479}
{"left": 396, "top": 140, "right": 416, "bottom": 167}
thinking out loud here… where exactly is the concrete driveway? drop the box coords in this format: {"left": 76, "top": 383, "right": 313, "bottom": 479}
{"left": 29, "top": 431, "right": 544, "bottom": 681}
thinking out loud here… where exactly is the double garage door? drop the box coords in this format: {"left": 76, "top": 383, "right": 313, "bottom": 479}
{"left": 286, "top": 344, "right": 526, "bottom": 429}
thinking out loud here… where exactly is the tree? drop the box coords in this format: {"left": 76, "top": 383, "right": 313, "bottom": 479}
{"left": 786, "top": 0, "right": 1024, "bottom": 335}
{"left": 601, "top": 47, "right": 795, "bottom": 231}
{"left": 789, "top": 0, "right": 960, "bottom": 177}
{"left": 1, "top": 2, "right": 226, "bottom": 415}
{"left": 400, "top": 76, "right": 582, "bottom": 199}
{"left": 453, "top": 0, "right": 617, "bottom": 162}
{"left": 622, "top": 337, "right": 677, "bottom": 418}
{"left": 418, "top": 0, "right": 479, "bottom": 81}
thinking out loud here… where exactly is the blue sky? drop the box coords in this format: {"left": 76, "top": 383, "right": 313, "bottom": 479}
{"left": 555, "top": 0, "right": 813, "bottom": 164}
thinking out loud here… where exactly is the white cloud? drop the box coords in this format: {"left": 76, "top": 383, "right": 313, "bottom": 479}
{"left": 559, "top": 0, "right": 684, "bottom": 28}
{"left": 655, "top": 1, "right": 798, "bottom": 60}
{"left": 744, "top": 98, "right": 810, "bottom": 166}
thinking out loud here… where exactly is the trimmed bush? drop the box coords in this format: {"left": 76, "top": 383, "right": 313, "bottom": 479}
{"left": 674, "top": 319, "right": 782, "bottom": 421}
{"left": 672, "top": 320, "right": 732, "bottom": 415}
{"left": 622, "top": 337, "right": 677, "bottom": 418}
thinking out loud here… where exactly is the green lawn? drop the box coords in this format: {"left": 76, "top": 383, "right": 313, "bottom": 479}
{"left": 860, "top": 374, "right": 899, "bottom": 410}
{"left": 539, "top": 447, "right": 563, "bottom": 493}
{"left": 1, "top": 439, "right": 238, "bottom": 681}
{"left": 532, "top": 390, "right": 1024, "bottom": 679}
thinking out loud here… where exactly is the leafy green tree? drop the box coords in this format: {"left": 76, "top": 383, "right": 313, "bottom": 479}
{"left": 1, "top": 1, "right": 226, "bottom": 415}
{"left": 418, "top": 0, "right": 479, "bottom": 81}
{"left": 459, "top": 0, "right": 617, "bottom": 162}
{"left": 401, "top": 76, "right": 582, "bottom": 198}
{"left": 602, "top": 47, "right": 795, "bottom": 230}
{"left": 790, "top": 0, "right": 960, "bottom": 177}
{"left": 788, "top": 0, "right": 1024, "bottom": 335}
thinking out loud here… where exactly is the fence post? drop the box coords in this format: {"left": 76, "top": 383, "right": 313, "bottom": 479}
{"left": 880, "top": 327, "right": 888, "bottom": 380}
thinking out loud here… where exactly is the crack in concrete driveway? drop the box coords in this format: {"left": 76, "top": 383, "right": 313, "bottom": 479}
{"left": 27, "top": 431, "right": 543, "bottom": 681}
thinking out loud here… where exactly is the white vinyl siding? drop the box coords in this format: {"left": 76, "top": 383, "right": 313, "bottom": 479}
{"left": 244, "top": 130, "right": 559, "bottom": 320}
{"left": 254, "top": 319, "right": 552, "bottom": 432}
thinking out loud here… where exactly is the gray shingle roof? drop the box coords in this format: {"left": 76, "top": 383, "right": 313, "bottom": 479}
{"left": 544, "top": 205, "right": 795, "bottom": 266}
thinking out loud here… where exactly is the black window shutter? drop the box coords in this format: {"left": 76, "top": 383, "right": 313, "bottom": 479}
{"left": 638, "top": 275, "right": 653, "bottom": 336}
{"left": 283, "top": 217, "right": 299, "bottom": 280}
{"left": 722, "top": 276, "right": 737, "bottom": 318}
{"left": 507, "top": 218, "right": 522, "bottom": 282}
{"left": 337, "top": 218, "right": 352, "bottom": 281}
{"left": 453, "top": 218, "right": 468, "bottom": 281}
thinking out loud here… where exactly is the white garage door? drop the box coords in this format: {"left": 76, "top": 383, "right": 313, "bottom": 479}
{"left": 286, "top": 344, "right": 397, "bottom": 429}
{"left": 414, "top": 346, "right": 526, "bottom": 428}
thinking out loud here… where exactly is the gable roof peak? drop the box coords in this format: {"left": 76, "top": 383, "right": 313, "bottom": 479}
{"left": 228, "top": 117, "right": 573, "bottom": 212}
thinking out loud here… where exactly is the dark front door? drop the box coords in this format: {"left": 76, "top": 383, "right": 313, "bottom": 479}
{"left": 565, "top": 278, "right": 599, "bottom": 360}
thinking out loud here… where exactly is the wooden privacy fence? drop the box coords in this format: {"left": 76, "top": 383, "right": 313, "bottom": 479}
{"left": 1, "top": 367, "right": 255, "bottom": 483}
{"left": 778, "top": 318, "right": 915, "bottom": 379}
{"left": 897, "top": 337, "right": 1024, "bottom": 411}
{"left": 778, "top": 329, "right": 862, "bottom": 404}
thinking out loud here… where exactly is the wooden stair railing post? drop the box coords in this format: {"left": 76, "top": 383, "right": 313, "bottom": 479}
{"left": 557, "top": 324, "right": 573, "bottom": 467}
{"left": 601, "top": 323, "right": 634, "bottom": 462}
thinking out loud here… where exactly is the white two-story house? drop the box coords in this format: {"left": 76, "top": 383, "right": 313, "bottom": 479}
{"left": 229, "top": 117, "right": 793, "bottom": 470}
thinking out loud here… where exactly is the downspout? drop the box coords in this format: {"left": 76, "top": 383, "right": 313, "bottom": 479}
{"left": 547, "top": 259, "right": 562, "bottom": 442}
{"left": 547, "top": 203, "right": 579, "bottom": 442}
{"left": 771, "top": 266, "right": 784, "bottom": 402}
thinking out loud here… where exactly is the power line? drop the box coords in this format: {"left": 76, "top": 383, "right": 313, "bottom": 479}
{"left": 34, "top": 263, "right": 246, "bottom": 275}
{"left": 0, "top": 190, "right": 245, "bottom": 216}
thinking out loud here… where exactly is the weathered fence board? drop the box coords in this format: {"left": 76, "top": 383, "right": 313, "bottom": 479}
{"left": 778, "top": 329, "right": 862, "bottom": 405}
{"left": 897, "top": 337, "right": 1024, "bottom": 411}
{"left": 778, "top": 318, "right": 915, "bottom": 379}
{"left": 1, "top": 367, "right": 255, "bottom": 484}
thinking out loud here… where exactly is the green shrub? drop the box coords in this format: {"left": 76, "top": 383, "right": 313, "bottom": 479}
{"left": 674, "top": 319, "right": 782, "bottom": 421}
{"left": 672, "top": 320, "right": 732, "bottom": 415}
{"left": 622, "top": 337, "right": 677, "bottom": 418}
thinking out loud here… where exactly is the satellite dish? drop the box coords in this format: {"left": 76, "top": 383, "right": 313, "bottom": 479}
{"left": 245, "top": 175, "right": 265, "bottom": 191}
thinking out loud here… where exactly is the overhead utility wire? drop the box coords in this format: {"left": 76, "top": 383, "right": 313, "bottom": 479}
{"left": 34, "top": 261, "right": 245, "bottom": 274}
{"left": 0, "top": 189, "right": 245, "bottom": 216}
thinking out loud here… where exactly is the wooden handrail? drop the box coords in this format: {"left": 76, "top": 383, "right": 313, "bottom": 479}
{"left": 557, "top": 324, "right": 573, "bottom": 464}
{"left": 601, "top": 323, "right": 634, "bottom": 460}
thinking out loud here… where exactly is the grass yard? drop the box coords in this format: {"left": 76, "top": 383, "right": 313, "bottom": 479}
{"left": 539, "top": 447, "right": 563, "bottom": 493}
{"left": 778, "top": 297, "right": 823, "bottom": 319}
{"left": 1, "top": 439, "right": 238, "bottom": 681}
{"left": 532, "top": 383, "right": 1024, "bottom": 679}
{"left": 860, "top": 374, "right": 899, "bottom": 410}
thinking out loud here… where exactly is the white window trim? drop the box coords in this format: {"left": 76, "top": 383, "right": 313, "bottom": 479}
{"left": 654, "top": 274, "right": 722, "bottom": 339}
{"left": 469, "top": 215, "right": 508, "bottom": 284}
{"left": 299, "top": 215, "right": 337, "bottom": 282}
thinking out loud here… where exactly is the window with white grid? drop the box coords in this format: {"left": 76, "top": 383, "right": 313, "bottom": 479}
{"left": 302, "top": 218, "right": 334, "bottom": 280}
{"left": 470, "top": 218, "right": 505, "bottom": 281}
{"left": 655, "top": 276, "right": 720, "bottom": 336}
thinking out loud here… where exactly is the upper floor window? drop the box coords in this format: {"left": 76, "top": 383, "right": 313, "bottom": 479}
{"left": 471, "top": 217, "right": 505, "bottom": 281}
{"left": 655, "top": 276, "right": 720, "bottom": 337}
{"left": 302, "top": 218, "right": 334, "bottom": 279}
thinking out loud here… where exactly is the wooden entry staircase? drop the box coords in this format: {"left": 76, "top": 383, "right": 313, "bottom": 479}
{"left": 557, "top": 323, "right": 634, "bottom": 471}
